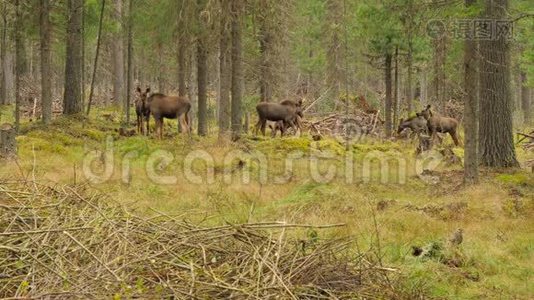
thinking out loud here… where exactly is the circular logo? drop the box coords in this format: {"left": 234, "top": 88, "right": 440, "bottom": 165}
{"left": 426, "top": 20, "right": 446, "bottom": 39}
{"left": 334, "top": 117, "right": 365, "bottom": 145}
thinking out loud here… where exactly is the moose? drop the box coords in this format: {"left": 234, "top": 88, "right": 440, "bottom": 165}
{"left": 136, "top": 87, "right": 191, "bottom": 139}
{"left": 397, "top": 113, "right": 428, "bottom": 137}
{"left": 268, "top": 115, "right": 302, "bottom": 137}
{"left": 419, "top": 105, "right": 460, "bottom": 146}
{"left": 135, "top": 87, "right": 151, "bottom": 135}
{"left": 255, "top": 99, "right": 303, "bottom": 137}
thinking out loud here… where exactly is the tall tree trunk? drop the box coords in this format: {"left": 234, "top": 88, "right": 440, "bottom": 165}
{"left": 258, "top": 11, "right": 272, "bottom": 102}
{"left": 177, "top": 43, "right": 187, "bottom": 96}
{"left": 384, "top": 52, "right": 392, "bottom": 137}
{"left": 406, "top": 40, "right": 414, "bottom": 112}
{"left": 431, "top": 33, "right": 447, "bottom": 109}
{"left": 463, "top": 0, "right": 478, "bottom": 184}
{"left": 187, "top": 45, "right": 196, "bottom": 129}
{"left": 125, "top": 0, "right": 133, "bottom": 124}
{"left": 112, "top": 0, "right": 124, "bottom": 106}
{"left": 14, "top": 0, "right": 22, "bottom": 129}
{"left": 196, "top": 0, "right": 208, "bottom": 136}
{"left": 479, "top": 0, "right": 518, "bottom": 167}
{"left": 0, "top": 2, "right": 6, "bottom": 107}
{"left": 218, "top": 0, "right": 231, "bottom": 136}
{"left": 81, "top": 2, "right": 85, "bottom": 108}
{"left": 86, "top": 0, "right": 106, "bottom": 116}
{"left": 521, "top": 72, "right": 531, "bottom": 124}
{"left": 40, "top": 0, "right": 52, "bottom": 124}
{"left": 230, "top": 0, "right": 243, "bottom": 141}
{"left": 393, "top": 46, "right": 398, "bottom": 127}
{"left": 158, "top": 43, "right": 164, "bottom": 93}
{"left": 64, "top": 0, "right": 83, "bottom": 114}
{"left": 326, "top": 0, "right": 343, "bottom": 109}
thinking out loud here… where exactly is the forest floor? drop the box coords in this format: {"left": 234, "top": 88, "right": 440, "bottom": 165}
{"left": 1, "top": 107, "right": 533, "bottom": 299}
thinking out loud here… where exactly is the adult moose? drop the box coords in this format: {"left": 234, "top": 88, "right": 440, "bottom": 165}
{"left": 138, "top": 87, "right": 191, "bottom": 139}
{"left": 420, "top": 105, "right": 461, "bottom": 146}
{"left": 255, "top": 99, "right": 303, "bottom": 137}
{"left": 397, "top": 113, "right": 428, "bottom": 136}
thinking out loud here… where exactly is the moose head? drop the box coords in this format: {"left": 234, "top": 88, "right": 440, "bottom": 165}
{"left": 136, "top": 86, "right": 151, "bottom": 104}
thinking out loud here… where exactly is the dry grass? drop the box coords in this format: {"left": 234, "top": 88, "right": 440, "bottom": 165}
{"left": 0, "top": 115, "right": 533, "bottom": 299}
{"left": 0, "top": 179, "right": 426, "bottom": 299}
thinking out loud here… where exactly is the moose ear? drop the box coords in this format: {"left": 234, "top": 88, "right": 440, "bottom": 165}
{"left": 136, "top": 86, "right": 141, "bottom": 93}
{"left": 146, "top": 87, "right": 151, "bottom": 93}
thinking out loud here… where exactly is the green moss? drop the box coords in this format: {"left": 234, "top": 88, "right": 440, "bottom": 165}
{"left": 17, "top": 136, "right": 68, "bottom": 154}
{"left": 256, "top": 136, "right": 311, "bottom": 153}
{"left": 495, "top": 172, "right": 533, "bottom": 186}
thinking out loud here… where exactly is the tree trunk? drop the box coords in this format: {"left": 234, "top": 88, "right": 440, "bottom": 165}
{"left": 0, "top": 123, "right": 16, "bottom": 158}
{"left": 0, "top": 2, "right": 6, "bottom": 107}
{"left": 112, "top": 0, "right": 124, "bottom": 106}
{"left": 40, "top": 0, "right": 52, "bottom": 124}
{"left": 125, "top": 0, "right": 133, "bottom": 124}
{"left": 157, "top": 43, "right": 164, "bottom": 93}
{"left": 14, "top": 0, "right": 22, "bottom": 130}
{"left": 479, "top": 0, "right": 518, "bottom": 167}
{"left": 187, "top": 45, "right": 196, "bottom": 130}
{"left": 259, "top": 18, "right": 272, "bottom": 102}
{"left": 218, "top": 0, "right": 231, "bottom": 136}
{"left": 63, "top": 0, "right": 83, "bottom": 114}
{"left": 521, "top": 72, "right": 531, "bottom": 124}
{"left": 463, "top": 0, "right": 478, "bottom": 184}
{"left": 230, "top": 0, "right": 243, "bottom": 141}
{"left": 393, "top": 46, "right": 398, "bottom": 127}
{"left": 81, "top": 2, "right": 85, "bottom": 108}
{"left": 197, "top": 0, "right": 208, "bottom": 136}
{"left": 86, "top": 0, "right": 106, "bottom": 116}
{"left": 384, "top": 53, "right": 392, "bottom": 137}
{"left": 431, "top": 33, "right": 447, "bottom": 109}
{"left": 406, "top": 40, "right": 414, "bottom": 112}
{"left": 178, "top": 43, "right": 187, "bottom": 97}
{"left": 326, "top": 0, "right": 343, "bottom": 109}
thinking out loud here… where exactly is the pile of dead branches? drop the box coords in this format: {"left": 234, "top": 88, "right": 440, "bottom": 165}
{"left": 517, "top": 130, "right": 534, "bottom": 152}
{"left": 302, "top": 111, "right": 382, "bottom": 139}
{"left": 0, "top": 180, "right": 416, "bottom": 299}
{"left": 517, "top": 130, "right": 534, "bottom": 171}
{"left": 20, "top": 97, "right": 63, "bottom": 121}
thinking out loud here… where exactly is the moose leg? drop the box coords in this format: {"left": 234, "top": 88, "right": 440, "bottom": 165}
{"left": 294, "top": 117, "right": 302, "bottom": 136}
{"left": 254, "top": 119, "right": 262, "bottom": 136}
{"left": 450, "top": 131, "right": 460, "bottom": 146}
{"left": 280, "top": 123, "right": 286, "bottom": 137}
{"left": 270, "top": 124, "right": 276, "bottom": 138}
{"left": 145, "top": 114, "right": 150, "bottom": 136}
{"left": 187, "top": 112, "right": 192, "bottom": 134}
{"left": 158, "top": 118, "right": 164, "bottom": 140}
{"left": 260, "top": 119, "right": 267, "bottom": 136}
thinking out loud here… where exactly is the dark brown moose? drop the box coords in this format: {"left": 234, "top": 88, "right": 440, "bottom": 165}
{"left": 420, "top": 105, "right": 460, "bottom": 146}
{"left": 138, "top": 88, "right": 191, "bottom": 139}
{"left": 135, "top": 87, "right": 151, "bottom": 135}
{"left": 397, "top": 113, "right": 428, "bottom": 136}
{"left": 268, "top": 115, "right": 302, "bottom": 137}
{"left": 255, "top": 99, "right": 303, "bottom": 137}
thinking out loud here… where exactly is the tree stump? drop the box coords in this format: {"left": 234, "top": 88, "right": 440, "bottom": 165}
{"left": 0, "top": 123, "right": 17, "bottom": 159}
